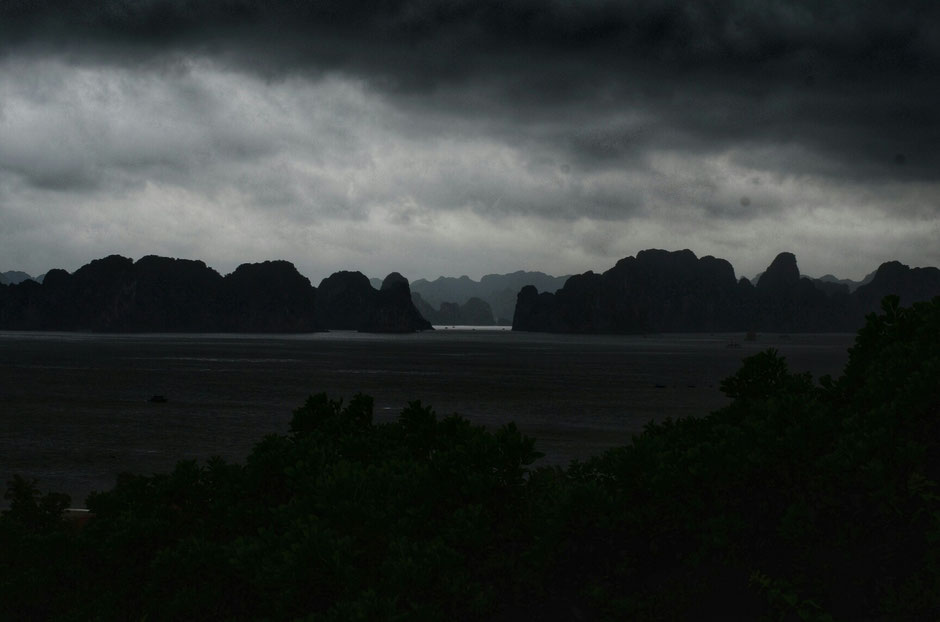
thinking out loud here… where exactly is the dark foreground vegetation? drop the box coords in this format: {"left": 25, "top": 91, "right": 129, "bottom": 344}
{"left": 2, "top": 296, "right": 939, "bottom": 621}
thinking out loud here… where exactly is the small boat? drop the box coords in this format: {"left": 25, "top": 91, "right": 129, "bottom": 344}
{"left": 148, "top": 395, "right": 168, "bottom": 403}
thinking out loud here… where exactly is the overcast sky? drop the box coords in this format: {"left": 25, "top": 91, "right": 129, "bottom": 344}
{"left": 1, "top": 1, "right": 938, "bottom": 283}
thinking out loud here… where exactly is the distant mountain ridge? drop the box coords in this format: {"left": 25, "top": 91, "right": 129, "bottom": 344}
{"left": 751, "top": 270, "right": 876, "bottom": 293}
{"left": 815, "top": 272, "right": 876, "bottom": 292}
{"left": 513, "top": 249, "right": 940, "bottom": 334}
{"left": 411, "top": 293, "right": 496, "bottom": 326}
{"left": 0, "top": 255, "right": 430, "bottom": 333}
{"left": 410, "top": 271, "right": 570, "bottom": 324}
{"left": 0, "top": 270, "right": 43, "bottom": 285}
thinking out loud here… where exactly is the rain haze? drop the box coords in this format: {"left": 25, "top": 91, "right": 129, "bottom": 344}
{"left": 2, "top": 1, "right": 939, "bottom": 283}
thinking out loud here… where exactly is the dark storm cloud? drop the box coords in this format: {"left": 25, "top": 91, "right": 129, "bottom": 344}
{"left": 4, "top": 1, "right": 935, "bottom": 67}
{"left": 4, "top": 1, "right": 939, "bottom": 167}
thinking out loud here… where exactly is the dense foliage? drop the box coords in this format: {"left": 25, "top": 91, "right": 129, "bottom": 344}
{"left": 3, "top": 296, "right": 939, "bottom": 620}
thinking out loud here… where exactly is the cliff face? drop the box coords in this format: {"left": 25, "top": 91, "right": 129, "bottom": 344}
{"left": 512, "top": 285, "right": 564, "bottom": 332}
{"left": 2, "top": 251, "right": 936, "bottom": 334}
{"left": 223, "top": 261, "right": 319, "bottom": 332}
{"left": 45, "top": 255, "right": 137, "bottom": 330}
{"left": 0, "top": 256, "right": 432, "bottom": 333}
{"left": 315, "top": 271, "right": 431, "bottom": 332}
{"left": 854, "top": 262, "right": 940, "bottom": 307}
{"left": 106, "top": 256, "right": 226, "bottom": 331}
{"left": 0, "top": 255, "right": 321, "bottom": 332}
{"left": 315, "top": 271, "right": 376, "bottom": 330}
{"left": 745, "top": 252, "right": 846, "bottom": 332}
{"left": 361, "top": 273, "right": 433, "bottom": 333}
{"left": 756, "top": 252, "right": 800, "bottom": 294}
{"left": 512, "top": 250, "right": 940, "bottom": 334}
{"left": 513, "top": 249, "right": 745, "bottom": 333}
{"left": 0, "top": 255, "right": 224, "bottom": 331}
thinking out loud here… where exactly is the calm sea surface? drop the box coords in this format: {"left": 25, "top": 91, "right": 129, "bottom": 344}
{"left": 0, "top": 329, "right": 855, "bottom": 507}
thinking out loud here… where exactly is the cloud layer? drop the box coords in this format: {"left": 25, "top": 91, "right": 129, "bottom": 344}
{"left": 1, "top": 1, "right": 938, "bottom": 281}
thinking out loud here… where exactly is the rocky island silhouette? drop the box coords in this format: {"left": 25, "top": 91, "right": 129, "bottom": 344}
{"left": 1, "top": 249, "right": 938, "bottom": 333}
